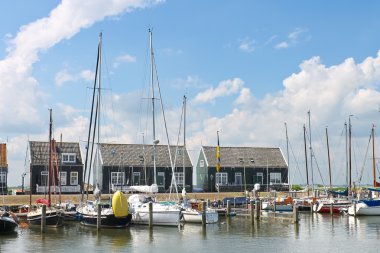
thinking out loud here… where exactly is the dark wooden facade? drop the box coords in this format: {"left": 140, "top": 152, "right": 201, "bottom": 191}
{"left": 196, "top": 146, "right": 289, "bottom": 192}
{"left": 29, "top": 141, "right": 83, "bottom": 194}
{"left": 94, "top": 143, "right": 193, "bottom": 193}
{"left": 0, "top": 143, "right": 8, "bottom": 195}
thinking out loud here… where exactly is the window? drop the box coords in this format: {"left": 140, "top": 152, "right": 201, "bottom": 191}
{"left": 0, "top": 172, "right": 6, "bottom": 183}
{"left": 70, "top": 171, "right": 78, "bottom": 185}
{"left": 177, "top": 149, "right": 183, "bottom": 155}
{"left": 175, "top": 172, "right": 184, "bottom": 185}
{"left": 111, "top": 172, "right": 124, "bottom": 185}
{"left": 133, "top": 172, "right": 140, "bottom": 186}
{"left": 62, "top": 153, "right": 76, "bottom": 163}
{"left": 216, "top": 172, "right": 228, "bottom": 185}
{"left": 235, "top": 172, "right": 242, "bottom": 185}
{"left": 60, "top": 171, "right": 67, "bottom": 186}
{"left": 157, "top": 172, "right": 165, "bottom": 187}
{"left": 270, "top": 173, "right": 281, "bottom": 184}
{"left": 200, "top": 160, "right": 204, "bottom": 168}
{"left": 41, "top": 171, "right": 48, "bottom": 186}
{"left": 253, "top": 172, "right": 263, "bottom": 185}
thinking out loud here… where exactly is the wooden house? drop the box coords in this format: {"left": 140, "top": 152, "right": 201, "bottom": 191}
{"left": 0, "top": 143, "right": 8, "bottom": 195}
{"left": 195, "top": 146, "right": 288, "bottom": 192}
{"left": 93, "top": 143, "right": 193, "bottom": 194}
{"left": 29, "top": 141, "right": 83, "bottom": 194}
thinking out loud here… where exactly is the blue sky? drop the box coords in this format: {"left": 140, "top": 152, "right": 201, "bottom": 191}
{"left": 1, "top": 0, "right": 380, "bottom": 187}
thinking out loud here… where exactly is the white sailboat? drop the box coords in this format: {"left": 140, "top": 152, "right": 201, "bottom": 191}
{"left": 129, "top": 29, "right": 181, "bottom": 226}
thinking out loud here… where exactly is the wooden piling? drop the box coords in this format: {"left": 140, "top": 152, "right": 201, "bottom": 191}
{"left": 330, "top": 203, "right": 333, "bottom": 215}
{"left": 250, "top": 200, "right": 254, "bottom": 224}
{"left": 255, "top": 200, "right": 260, "bottom": 220}
{"left": 353, "top": 202, "right": 356, "bottom": 217}
{"left": 41, "top": 204, "right": 46, "bottom": 233}
{"left": 149, "top": 202, "right": 153, "bottom": 228}
{"left": 233, "top": 197, "right": 236, "bottom": 208}
{"left": 97, "top": 203, "right": 101, "bottom": 230}
{"left": 226, "top": 200, "right": 231, "bottom": 216}
{"left": 293, "top": 206, "right": 299, "bottom": 223}
{"left": 202, "top": 201, "right": 206, "bottom": 226}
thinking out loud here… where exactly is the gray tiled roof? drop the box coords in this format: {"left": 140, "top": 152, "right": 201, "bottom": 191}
{"left": 29, "top": 141, "right": 83, "bottom": 165}
{"left": 202, "top": 146, "right": 287, "bottom": 168}
{"left": 99, "top": 143, "right": 192, "bottom": 167}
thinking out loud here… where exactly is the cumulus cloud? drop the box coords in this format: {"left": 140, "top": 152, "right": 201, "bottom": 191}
{"left": 113, "top": 53, "right": 136, "bottom": 68}
{"left": 194, "top": 78, "right": 244, "bottom": 103}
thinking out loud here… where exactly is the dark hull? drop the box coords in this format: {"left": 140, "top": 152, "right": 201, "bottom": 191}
{"left": 27, "top": 211, "right": 64, "bottom": 227}
{"left": 79, "top": 214, "right": 132, "bottom": 228}
{"left": 0, "top": 217, "right": 18, "bottom": 233}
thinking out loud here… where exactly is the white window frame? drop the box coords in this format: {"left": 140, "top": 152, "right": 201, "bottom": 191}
{"left": 60, "top": 171, "right": 67, "bottom": 186}
{"left": 62, "top": 153, "right": 76, "bottom": 163}
{"left": 235, "top": 172, "right": 242, "bottom": 185}
{"left": 70, "top": 171, "right": 78, "bottom": 185}
{"left": 200, "top": 160, "right": 204, "bottom": 168}
{"left": 41, "top": 171, "right": 48, "bottom": 186}
{"left": 111, "top": 172, "right": 124, "bottom": 185}
{"left": 175, "top": 172, "right": 184, "bottom": 186}
{"left": 0, "top": 172, "right": 6, "bottom": 183}
{"left": 270, "top": 172, "right": 281, "bottom": 184}
{"left": 216, "top": 172, "right": 228, "bottom": 185}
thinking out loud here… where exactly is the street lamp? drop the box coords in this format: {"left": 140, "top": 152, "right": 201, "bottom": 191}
{"left": 21, "top": 172, "right": 27, "bottom": 194}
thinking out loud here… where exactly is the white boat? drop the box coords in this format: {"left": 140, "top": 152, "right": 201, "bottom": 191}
{"left": 181, "top": 208, "right": 218, "bottom": 224}
{"left": 128, "top": 194, "right": 181, "bottom": 226}
{"left": 347, "top": 199, "right": 380, "bottom": 216}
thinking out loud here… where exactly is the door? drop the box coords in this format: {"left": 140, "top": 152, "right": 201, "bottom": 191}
{"left": 157, "top": 172, "right": 165, "bottom": 189}
{"left": 253, "top": 172, "right": 263, "bottom": 185}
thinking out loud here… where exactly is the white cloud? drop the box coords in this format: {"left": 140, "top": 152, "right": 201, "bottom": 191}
{"left": 113, "top": 53, "right": 136, "bottom": 68}
{"left": 239, "top": 38, "right": 255, "bottom": 53}
{"left": 80, "top": 70, "right": 94, "bottom": 81}
{"left": 171, "top": 75, "right": 208, "bottom": 90}
{"left": 194, "top": 78, "right": 244, "bottom": 104}
{"left": 235, "top": 87, "right": 251, "bottom": 105}
{"left": 275, "top": 27, "right": 309, "bottom": 49}
{"left": 160, "top": 48, "right": 183, "bottom": 56}
{"left": 55, "top": 69, "right": 95, "bottom": 86}
{"left": 55, "top": 69, "right": 75, "bottom": 86}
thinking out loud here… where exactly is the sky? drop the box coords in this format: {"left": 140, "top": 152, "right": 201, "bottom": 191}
{"left": 1, "top": 0, "right": 380, "bottom": 187}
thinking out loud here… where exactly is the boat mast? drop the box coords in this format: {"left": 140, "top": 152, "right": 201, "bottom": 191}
{"left": 372, "top": 125, "right": 376, "bottom": 188}
{"left": 149, "top": 29, "right": 157, "bottom": 185}
{"left": 303, "top": 124, "right": 310, "bottom": 196}
{"left": 308, "top": 111, "right": 314, "bottom": 194}
{"left": 183, "top": 95, "right": 187, "bottom": 190}
{"left": 48, "top": 108, "right": 52, "bottom": 207}
{"left": 284, "top": 122, "right": 290, "bottom": 190}
{"left": 349, "top": 115, "right": 353, "bottom": 193}
{"left": 326, "top": 127, "right": 332, "bottom": 190}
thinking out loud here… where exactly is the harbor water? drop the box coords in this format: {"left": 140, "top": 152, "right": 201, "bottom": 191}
{"left": 1, "top": 213, "right": 379, "bottom": 253}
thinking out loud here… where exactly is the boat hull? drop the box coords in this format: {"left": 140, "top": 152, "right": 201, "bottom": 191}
{"left": 0, "top": 216, "right": 18, "bottom": 233}
{"left": 313, "top": 202, "right": 350, "bottom": 213}
{"left": 348, "top": 203, "right": 380, "bottom": 216}
{"left": 80, "top": 214, "right": 132, "bottom": 228}
{"left": 132, "top": 208, "right": 181, "bottom": 226}
{"left": 181, "top": 210, "right": 218, "bottom": 224}
{"left": 27, "top": 208, "right": 64, "bottom": 227}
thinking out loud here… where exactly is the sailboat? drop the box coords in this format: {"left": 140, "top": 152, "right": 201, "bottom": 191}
{"left": 0, "top": 209, "right": 18, "bottom": 234}
{"left": 128, "top": 29, "right": 181, "bottom": 226}
{"left": 76, "top": 33, "right": 132, "bottom": 228}
{"left": 348, "top": 125, "right": 380, "bottom": 216}
{"left": 27, "top": 109, "right": 64, "bottom": 227}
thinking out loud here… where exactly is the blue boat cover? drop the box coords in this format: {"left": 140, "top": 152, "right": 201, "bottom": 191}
{"left": 361, "top": 199, "right": 380, "bottom": 207}
{"left": 367, "top": 187, "right": 380, "bottom": 192}
{"left": 328, "top": 188, "right": 348, "bottom": 196}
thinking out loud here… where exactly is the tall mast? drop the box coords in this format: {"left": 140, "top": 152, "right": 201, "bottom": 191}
{"left": 372, "top": 125, "right": 376, "bottom": 187}
{"left": 349, "top": 115, "right": 353, "bottom": 193}
{"left": 308, "top": 111, "right": 314, "bottom": 194}
{"left": 48, "top": 108, "right": 52, "bottom": 207}
{"left": 345, "top": 122, "right": 348, "bottom": 189}
{"left": 183, "top": 95, "right": 187, "bottom": 190}
{"left": 326, "top": 127, "right": 332, "bottom": 190}
{"left": 303, "top": 124, "right": 310, "bottom": 196}
{"left": 150, "top": 29, "right": 157, "bottom": 185}
{"left": 284, "top": 122, "right": 290, "bottom": 189}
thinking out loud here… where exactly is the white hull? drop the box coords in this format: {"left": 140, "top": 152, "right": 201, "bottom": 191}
{"left": 181, "top": 209, "right": 219, "bottom": 224}
{"left": 131, "top": 203, "right": 180, "bottom": 226}
{"left": 348, "top": 203, "right": 380, "bottom": 216}
{"left": 261, "top": 202, "right": 293, "bottom": 212}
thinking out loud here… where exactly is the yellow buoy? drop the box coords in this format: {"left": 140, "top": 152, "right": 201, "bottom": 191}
{"left": 112, "top": 190, "right": 129, "bottom": 218}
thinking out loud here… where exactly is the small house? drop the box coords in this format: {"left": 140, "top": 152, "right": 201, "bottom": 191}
{"left": 93, "top": 143, "right": 193, "bottom": 194}
{"left": 29, "top": 141, "right": 83, "bottom": 194}
{"left": 195, "top": 146, "right": 288, "bottom": 192}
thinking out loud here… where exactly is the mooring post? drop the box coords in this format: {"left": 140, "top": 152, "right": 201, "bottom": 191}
{"left": 202, "top": 201, "right": 207, "bottom": 226}
{"left": 353, "top": 202, "right": 357, "bottom": 217}
{"left": 293, "top": 206, "right": 299, "bottom": 224}
{"left": 149, "top": 202, "right": 153, "bottom": 228}
{"left": 207, "top": 199, "right": 211, "bottom": 208}
{"left": 226, "top": 200, "right": 231, "bottom": 216}
{"left": 41, "top": 204, "right": 46, "bottom": 233}
{"left": 97, "top": 203, "right": 101, "bottom": 230}
{"left": 273, "top": 201, "right": 277, "bottom": 212}
{"left": 330, "top": 202, "right": 333, "bottom": 215}
{"left": 234, "top": 197, "right": 236, "bottom": 208}
{"left": 250, "top": 199, "right": 254, "bottom": 224}
{"left": 255, "top": 200, "right": 261, "bottom": 220}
